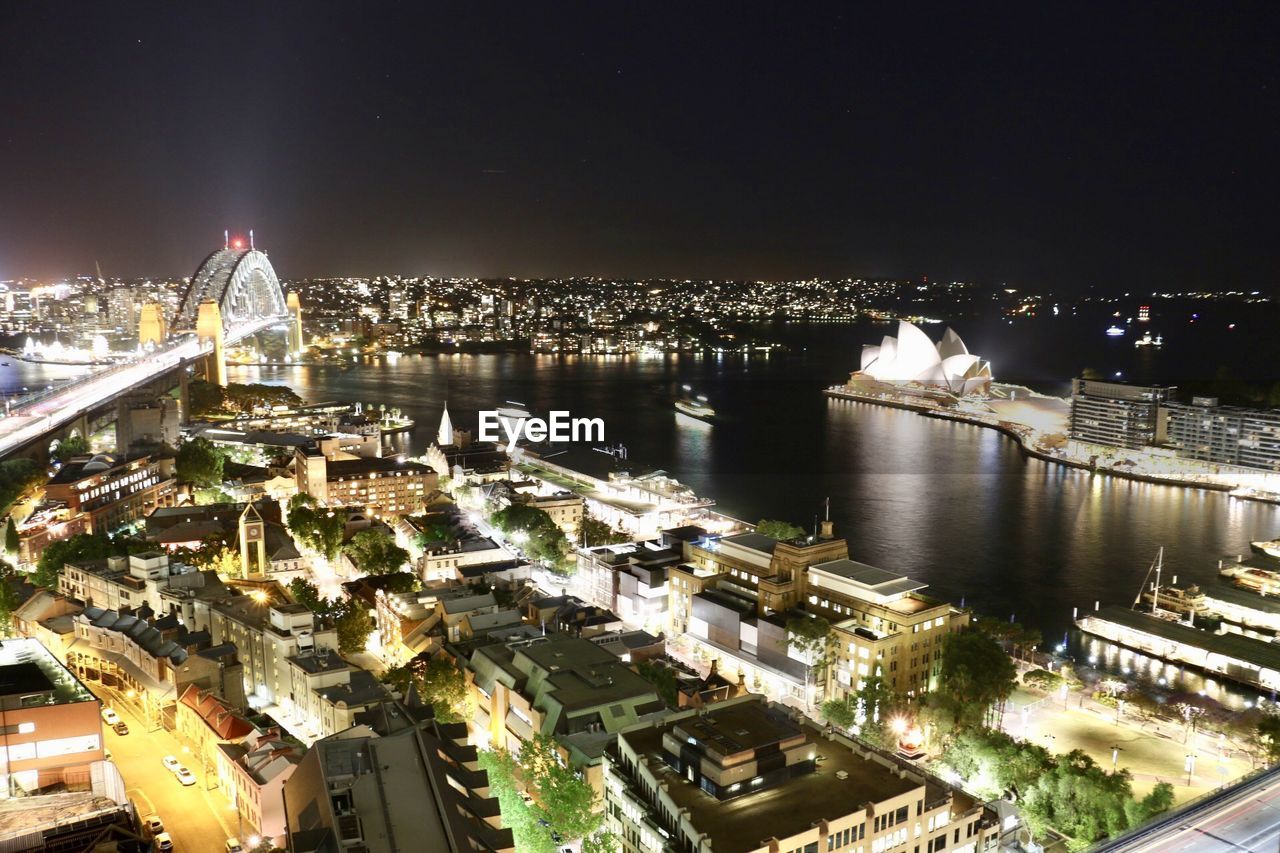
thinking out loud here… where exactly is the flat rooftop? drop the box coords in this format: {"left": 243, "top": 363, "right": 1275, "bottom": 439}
{"left": 720, "top": 532, "right": 778, "bottom": 556}
{"left": 1088, "top": 605, "right": 1280, "bottom": 672}
{"left": 811, "top": 559, "right": 927, "bottom": 597}
{"left": 0, "top": 638, "right": 96, "bottom": 706}
{"left": 623, "top": 707, "right": 921, "bottom": 850}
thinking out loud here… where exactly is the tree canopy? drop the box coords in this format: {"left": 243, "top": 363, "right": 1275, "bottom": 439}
{"left": 382, "top": 656, "right": 471, "bottom": 723}
{"left": 188, "top": 379, "right": 304, "bottom": 417}
{"left": 0, "top": 458, "right": 44, "bottom": 515}
{"left": 756, "top": 519, "right": 806, "bottom": 540}
{"left": 52, "top": 435, "right": 89, "bottom": 463}
{"left": 477, "top": 734, "right": 610, "bottom": 853}
{"left": 937, "top": 630, "right": 1017, "bottom": 727}
{"left": 490, "top": 503, "right": 571, "bottom": 569}
{"left": 343, "top": 528, "right": 409, "bottom": 575}
{"left": 175, "top": 437, "right": 226, "bottom": 487}
{"left": 288, "top": 503, "right": 345, "bottom": 561}
{"left": 334, "top": 600, "right": 373, "bottom": 654}
{"left": 579, "top": 511, "right": 628, "bottom": 547}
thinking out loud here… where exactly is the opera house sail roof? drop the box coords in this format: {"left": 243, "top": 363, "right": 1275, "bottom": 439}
{"left": 856, "top": 320, "right": 992, "bottom": 395}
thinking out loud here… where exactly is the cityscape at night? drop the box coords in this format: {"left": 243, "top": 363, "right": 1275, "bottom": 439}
{"left": 1, "top": 4, "right": 1279, "bottom": 853}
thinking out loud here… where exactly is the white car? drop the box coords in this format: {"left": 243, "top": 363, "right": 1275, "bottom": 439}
{"left": 225, "top": 839, "right": 245, "bottom": 853}
{"left": 162, "top": 755, "right": 181, "bottom": 773}
{"left": 144, "top": 814, "right": 164, "bottom": 835}
{"left": 154, "top": 831, "right": 173, "bottom": 851}
{"left": 100, "top": 708, "right": 120, "bottom": 726}
{"left": 175, "top": 767, "right": 196, "bottom": 786}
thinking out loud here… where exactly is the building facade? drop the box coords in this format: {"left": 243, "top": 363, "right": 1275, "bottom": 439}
{"left": 1069, "top": 379, "right": 1175, "bottom": 450}
{"left": 1163, "top": 397, "right": 1280, "bottom": 472}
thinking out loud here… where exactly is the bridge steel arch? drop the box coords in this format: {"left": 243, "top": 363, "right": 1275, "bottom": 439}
{"left": 173, "top": 248, "right": 288, "bottom": 335}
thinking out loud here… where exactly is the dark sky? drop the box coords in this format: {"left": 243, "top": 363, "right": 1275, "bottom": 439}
{"left": 1, "top": 3, "right": 1277, "bottom": 291}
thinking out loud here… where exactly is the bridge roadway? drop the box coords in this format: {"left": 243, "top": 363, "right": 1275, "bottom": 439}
{"left": 0, "top": 316, "right": 283, "bottom": 458}
{"left": 1099, "top": 765, "right": 1280, "bottom": 851}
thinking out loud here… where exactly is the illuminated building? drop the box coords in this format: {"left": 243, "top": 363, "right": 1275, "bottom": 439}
{"left": 603, "top": 695, "right": 998, "bottom": 853}
{"left": 855, "top": 321, "right": 992, "bottom": 395}
{"left": 294, "top": 449, "right": 436, "bottom": 515}
{"left": 1069, "top": 379, "right": 1174, "bottom": 450}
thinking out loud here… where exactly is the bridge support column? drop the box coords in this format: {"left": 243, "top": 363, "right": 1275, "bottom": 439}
{"left": 196, "top": 300, "right": 227, "bottom": 387}
{"left": 287, "top": 292, "right": 304, "bottom": 356}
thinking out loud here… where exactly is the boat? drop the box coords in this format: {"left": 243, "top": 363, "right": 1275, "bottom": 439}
{"left": 1133, "top": 332, "right": 1163, "bottom": 347}
{"left": 1250, "top": 539, "right": 1280, "bottom": 559}
{"left": 1219, "top": 560, "right": 1280, "bottom": 596}
{"left": 1105, "top": 325, "right": 1126, "bottom": 337}
{"left": 674, "top": 385, "right": 716, "bottom": 422}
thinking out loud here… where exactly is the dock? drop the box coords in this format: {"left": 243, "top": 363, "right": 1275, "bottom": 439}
{"left": 1077, "top": 604, "right": 1280, "bottom": 693}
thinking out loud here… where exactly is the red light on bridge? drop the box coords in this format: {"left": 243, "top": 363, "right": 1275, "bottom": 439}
{"left": 232, "top": 238, "right": 244, "bottom": 250}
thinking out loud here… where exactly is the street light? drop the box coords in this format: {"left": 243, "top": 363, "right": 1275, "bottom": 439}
{"left": 1111, "top": 746, "right": 1122, "bottom": 772}
{"left": 1185, "top": 753, "right": 1197, "bottom": 786}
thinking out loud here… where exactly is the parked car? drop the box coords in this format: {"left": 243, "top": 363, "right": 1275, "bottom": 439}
{"left": 144, "top": 815, "right": 164, "bottom": 835}
{"left": 162, "top": 755, "right": 181, "bottom": 773}
{"left": 175, "top": 767, "right": 196, "bottom": 786}
{"left": 225, "top": 839, "right": 244, "bottom": 853}
{"left": 153, "top": 831, "right": 173, "bottom": 851}
{"left": 112, "top": 721, "right": 129, "bottom": 736}
{"left": 101, "top": 708, "right": 120, "bottom": 726}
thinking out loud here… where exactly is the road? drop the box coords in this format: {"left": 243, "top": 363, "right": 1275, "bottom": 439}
{"left": 1103, "top": 767, "right": 1280, "bottom": 851}
{"left": 98, "top": 688, "right": 241, "bottom": 853}
{"left": 0, "top": 316, "right": 280, "bottom": 458}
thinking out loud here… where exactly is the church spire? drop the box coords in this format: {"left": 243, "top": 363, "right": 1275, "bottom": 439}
{"left": 437, "top": 400, "right": 454, "bottom": 446}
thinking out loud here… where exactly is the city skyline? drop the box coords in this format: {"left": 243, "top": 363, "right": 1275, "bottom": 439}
{"left": 1, "top": 4, "right": 1277, "bottom": 293}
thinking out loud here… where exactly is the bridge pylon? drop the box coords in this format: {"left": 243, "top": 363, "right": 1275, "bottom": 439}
{"left": 286, "top": 291, "right": 304, "bottom": 355}
{"left": 139, "top": 302, "right": 166, "bottom": 347}
{"left": 196, "top": 300, "right": 228, "bottom": 387}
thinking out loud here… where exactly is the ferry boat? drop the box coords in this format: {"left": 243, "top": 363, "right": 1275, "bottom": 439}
{"left": 1105, "top": 325, "right": 1126, "bottom": 337}
{"left": 1220, "top": 561, "right": 1280, "bottom": 596}
{"left": 1133, "top": 331, "right": 1163, "bottom": 347}
{"left": 674, "top": 385, "right": 716, "bottom": 422}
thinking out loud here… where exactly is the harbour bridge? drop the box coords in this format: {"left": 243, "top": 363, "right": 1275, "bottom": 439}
{"left": 0, "top": 242, "right": 303, "bottom": 459}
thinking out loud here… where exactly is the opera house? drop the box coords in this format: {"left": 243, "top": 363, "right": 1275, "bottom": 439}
{"left": 853, "top": 320, "right": 992, "bottom": 396}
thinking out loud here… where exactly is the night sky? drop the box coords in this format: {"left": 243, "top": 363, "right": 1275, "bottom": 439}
{"left": 1, "top": 3, "right": 1277, "bottom": 291}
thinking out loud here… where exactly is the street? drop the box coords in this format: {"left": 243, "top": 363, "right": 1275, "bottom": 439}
{"left": 98, "top": 688, "right": 241, "bottom": 853}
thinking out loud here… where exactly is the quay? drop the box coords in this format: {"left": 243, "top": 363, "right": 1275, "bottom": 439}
{"left": 1076, "top": 604, "right": 1280, "bottom": 693}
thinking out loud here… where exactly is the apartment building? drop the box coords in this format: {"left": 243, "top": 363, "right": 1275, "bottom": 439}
{"left": 295, "top": 449, "right": 436, "bottom": 515}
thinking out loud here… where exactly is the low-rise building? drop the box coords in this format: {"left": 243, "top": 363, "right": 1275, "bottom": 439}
{"left": 145, "top": 501, "right": 309, "bottom": 580}
{"left": 295, "top": 449, "right": 437, "bottom": 515}
{"left": 176, "top": 683, "right": 258, "bottom": 785}
{"left": 192, "top": 598, "right": 337, "bottom": 710}
{"left": 579, "top": 541, "right": 678, "bottom": 633}
{"left": 283, "top": 648, "right": 392, "bottom": 742}
{"left": 217, "top": 727, "right": 304, "bottom": 848}
{"left": 40, "top": 452, "right": 176, "bottom": 539}
{"left": 0, "top": 638, "right": 109, "bottom": 795}
{"left": 67, "top": 606, "right": 247, "bottom": 727}
{"left": 604, "top": 695, "right": 999, "bottom": 853}
{"left": 465, "top": 634, "right": 665, "bottom": 794}
{"left": 282, "top": 710, "right": 515, "bottom": 852}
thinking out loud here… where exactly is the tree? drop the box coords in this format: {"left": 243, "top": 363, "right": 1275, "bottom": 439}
{"left": 4, "top": 517, "right": 18, "bottom": 557}
{"left": 821, "top": 696, "right": 858, "bottom": 729}
{"left": 1023, "top": 669, "right": 1063, "bottom": 692}
{"left": 288, "top": 503, "right": 345, "bottom": 561}
{"left": 635, "top": 660, "right": 680, "bottom": 708}
{"left": 579, "top": 511, "right": 628, "bottom": 547}
{"left": 287, "top": 577, "right": 335, "bottom": 617}
{"left": 0, "top": 562, "right": 20, "bottom": 637}
{"left": 1258, "top": 714, "right": 1280, "bottom": 763}
{"left": 478, "top": 734, "right": 604, "bottom": 852}
{"left": 937, "top": 630, "right": 1017, "bottom": 728}
{"left": 849, "top": 673, "right": 902, "bottom": 747}
{"left": 199, "top": 545, "right": 243, "bottom": 578}
{"left": 176, "top": 437, "right": 226, "bottom": 487}
{"left": 53, "top": 435, "right": 89, "bottom": 462}
{"left": 378, "top": 571, "right": 418, "bottom": 593}
{"left": 343, "top": 529, "right": 409, "bottom": 576}
{"left": 381, "top": 656, "right": 471, "bottom": 722}
{"left": 187, "top": 379, "right": 227, "bottom": 417}
{"left": 33, "top": 532, "right": 114, "bottom": 588}
{"left": 491, "top": 503, "right": 571, "bottom": 569}
{"left": 334, "top": 600, "right": 373, "bottom": 654}
{"left": 0, "top": 458, "right": 43, "bottom": 516}
{"left": 413, "top": 520, "right": 454, "bottom": 550}
{"left": 757, "top": 519, "right": 806, "bottom": 540}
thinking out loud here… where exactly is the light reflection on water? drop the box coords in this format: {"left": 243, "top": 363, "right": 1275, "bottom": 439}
{"left": 223, "top": 352, "right": 1280, "bottom": 651}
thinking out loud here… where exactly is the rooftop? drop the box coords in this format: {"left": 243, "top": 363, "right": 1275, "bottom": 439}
{"left": 0, "top": 637, "right": 96, "bottom": 707}
{"left": 720, "top": 532, "right": 779, "bottom": 556}
{"left": 621, "top": 701, "right": 924, "bottom": 851}
{"left": 810, "top": 559, "right": 928, "bottom": 598}
{"left": 1089, "top": 605, "right": 1280, "bottom": 672}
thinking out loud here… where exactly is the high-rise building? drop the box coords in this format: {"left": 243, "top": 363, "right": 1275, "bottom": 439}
{"left": 1069, "top": 379, "right": 1175, "bottom": 450}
